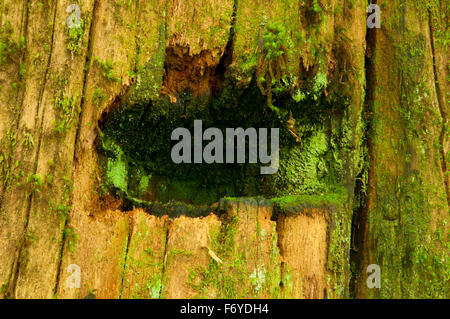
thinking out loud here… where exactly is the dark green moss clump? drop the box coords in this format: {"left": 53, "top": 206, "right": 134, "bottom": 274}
{"left": 99, "top": 76, "right": 351, "bottom": 209}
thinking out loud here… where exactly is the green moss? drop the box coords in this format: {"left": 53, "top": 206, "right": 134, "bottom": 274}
{"left": 165, "top": 0, "right": 233, "bottom": 57}
{"left": 106, "top": 148, "right": 128, "bottom": 193}
{"left": 271, "top": 186, "right": 347, "bottom": 211}
{"left": 363, "top": 1, "right": 450, "bottom": 298}
{"left": 127, "top": 23, "right": 166, "bottom": 105}
{"left": 26, "top": 173, "right": 43, "bottom": 197}
{"left": 63, "top": 226, "right": 79, "bottom": 253}
{"left": 66, "top": 17, "right": 85, "bottom": 56}
{"left": 52, "top": 93, "right": 80, "bottom": 134}
{"left": 0, "top": 128, "right": 17, "bottom": 188}
{"left": 121, "top": 217, "right": 166, "bottom": 299}
{"left": 96, "top": 0, "right": 359, "bottom": 217}
{"left": 100, "top": 74, "right": 351, "bottom": 208}
{"left": 0, "top": 20, "right": 26, "bottom": 66}
{"left": 92, "top": 88, "right": 106, "bottom": 106}
{"left": 94, "top": 57, "right": 122, "bottom": 83}
{"left": 255, "top": 21, "right": 294, "bottom": 112}
{"left": 326, "top": 202, "right": 352, "bottom": 298}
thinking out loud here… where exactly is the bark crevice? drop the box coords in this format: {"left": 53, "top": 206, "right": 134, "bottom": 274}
{"left": 159, "top": 220, "right": 171, "bottom": 298}
{"left": 349, "top": 0, "right": 377, "bottom": 298}
{"left": 428, "top": 9, "right": 449, "bottom": 205}
{"left": 73, "top": 0, "right": 100, "bottom": 165}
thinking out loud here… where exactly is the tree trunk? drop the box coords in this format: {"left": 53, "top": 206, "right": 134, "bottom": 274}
{"left": 0, "top": 0, "right": 447, "bottom": 299}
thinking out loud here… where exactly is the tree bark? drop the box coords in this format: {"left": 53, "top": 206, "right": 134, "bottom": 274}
{"left": 0, "top": 0, "right": 447, "bottom": 299}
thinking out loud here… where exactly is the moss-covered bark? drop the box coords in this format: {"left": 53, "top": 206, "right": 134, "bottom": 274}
{"left": 0, "top": 0, "right": 447, "bottom": 299}
{"left": 354, "top": 0, "right": 449, "bottom": 298}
